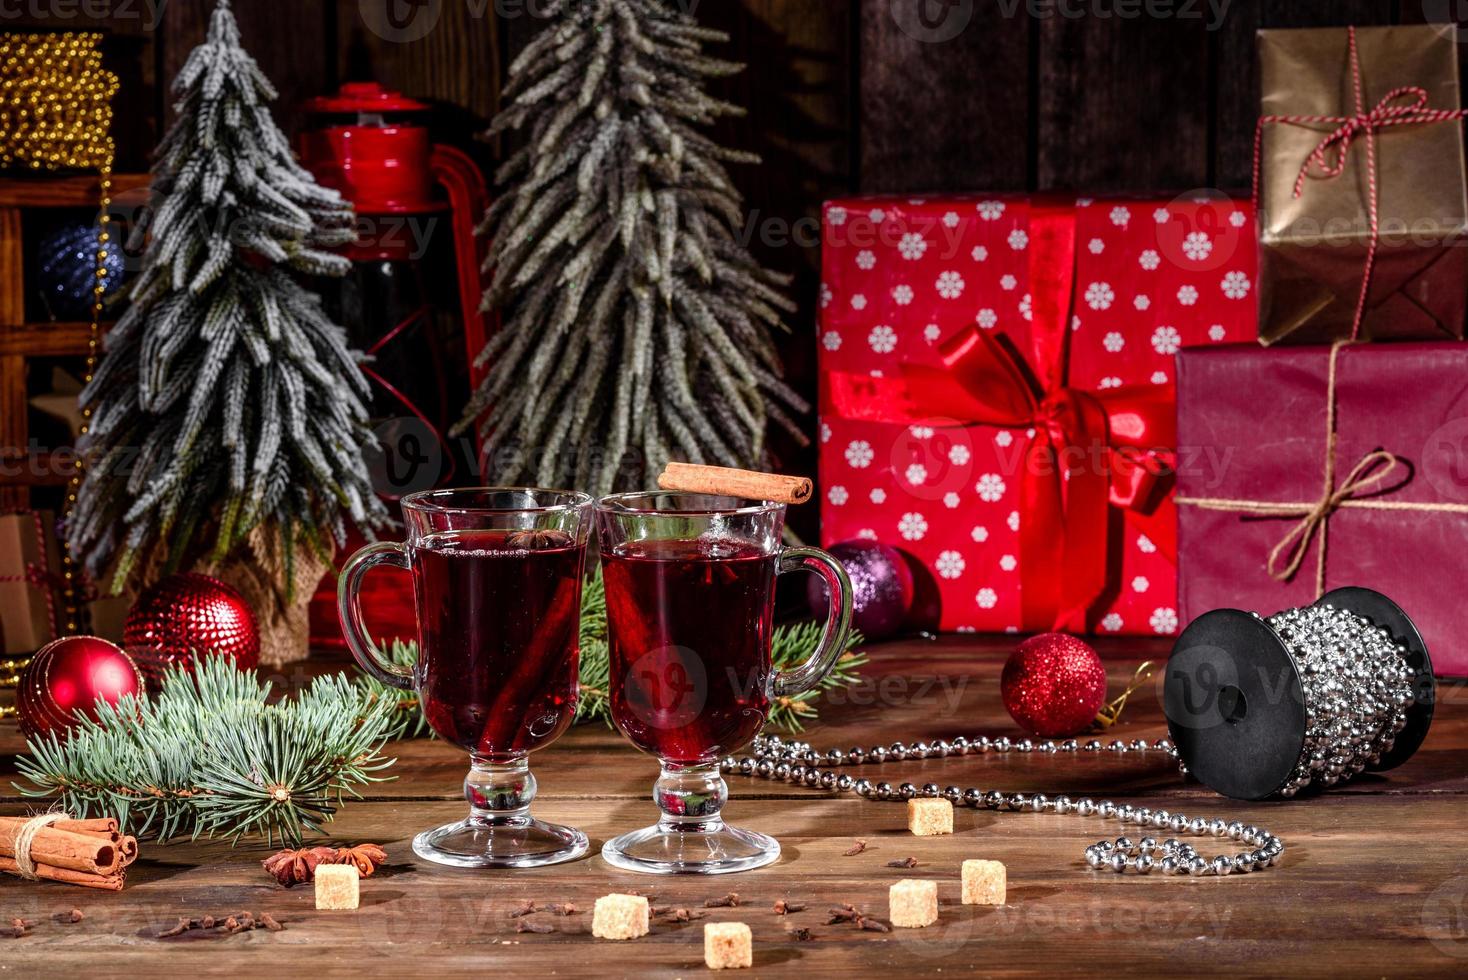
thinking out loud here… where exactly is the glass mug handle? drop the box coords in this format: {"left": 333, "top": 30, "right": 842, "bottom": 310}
{"left": 772, "top": 545, "right": 854, "bottom": 697}
{"left": 337, "top": 541, "right": 414, "bottom": 691}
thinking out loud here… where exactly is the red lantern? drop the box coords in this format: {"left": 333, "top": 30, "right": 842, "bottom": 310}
{"left": 123, "top": 573, "right": 260, "bottom": 686}
{"left": 16, "top": 636, "right": 143, "bottom": 739}
{"left": 298, "top": 82, "right": 494, "bottom": 651}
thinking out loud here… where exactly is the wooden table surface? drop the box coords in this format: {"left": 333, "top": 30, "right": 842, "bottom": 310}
{"left": 2, "top": 635, "right": 1466, "bottom": 977}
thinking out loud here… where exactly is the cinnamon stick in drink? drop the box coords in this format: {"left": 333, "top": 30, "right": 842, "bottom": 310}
{"left": 656, "top": 462, "right": 813, "bottom": 505}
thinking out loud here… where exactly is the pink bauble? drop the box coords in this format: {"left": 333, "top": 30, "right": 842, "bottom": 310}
{"left": 807, "top": 540, "right": 914, "bottom": 641}
{"left": 1001, "top": 632, "right": 1107, "bottom": 737}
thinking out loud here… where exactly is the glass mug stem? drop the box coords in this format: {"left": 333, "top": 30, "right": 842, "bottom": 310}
{"left": 654, "top": 762, "right": 729, "bottom": 834}
{"left": 466, "top": 755, "right": 536, "bottom": 826}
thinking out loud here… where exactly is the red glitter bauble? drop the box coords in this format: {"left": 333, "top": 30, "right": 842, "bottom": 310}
{"left": 123, "top": 573, "right": 260, "bottom": 686}
{"left": 1001, "top": 633, "right": 1107, "bottom": 737}
{"left": 16, "top": 636, "right": 144, "bottom": 739}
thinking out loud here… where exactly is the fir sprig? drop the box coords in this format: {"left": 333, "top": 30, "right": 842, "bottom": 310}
{"left": 14, "top": 657, "right": 398, "bottom": 846}
{"left": 355, "top": 638, "right": 432, "bottom": 741}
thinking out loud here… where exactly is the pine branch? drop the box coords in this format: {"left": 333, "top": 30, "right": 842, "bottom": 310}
{"left": 356, "top": 639, "right": 432, "bottom": 741}
{"left": 456, "top": 0, "right": 807, "bottom": 494}
{"left": 13, "top": 657, "right": 399, "bottom": 847}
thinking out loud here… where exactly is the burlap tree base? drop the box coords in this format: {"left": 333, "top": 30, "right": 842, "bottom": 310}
{"left": 198, "top": 525, "right": 332, "bottom": 669}
{"left": 129, "top": 523, "right": 332, "bottom": 669}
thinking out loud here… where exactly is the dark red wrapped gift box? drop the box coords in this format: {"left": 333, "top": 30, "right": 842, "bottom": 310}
{"left": 1175, "top": 342, "right": 1468, "bottom": 677}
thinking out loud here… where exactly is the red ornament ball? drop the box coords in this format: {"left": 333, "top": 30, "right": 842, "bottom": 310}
{"left": 123, "top": 573, "right": 260, "bottom": 686}
{"left": 1001, "top": 632, "right": 1107, "bottom": 737}
{"left": 16, "top": 636, "right": 144, "bottom": 739}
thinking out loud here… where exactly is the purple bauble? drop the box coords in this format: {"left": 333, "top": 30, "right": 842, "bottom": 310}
{"left": 807, "top": 540, "right": 914, "bottom": 641}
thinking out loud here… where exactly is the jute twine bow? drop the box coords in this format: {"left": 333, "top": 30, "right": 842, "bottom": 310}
{"left": 1177, "top": 342, "right": 1468, "bottom": 597}
{"left": 12, "top": 812, "right": 66, "bottom": 880}
{"left": 1253, "top": 25, "right": 1468, "bottom": 340}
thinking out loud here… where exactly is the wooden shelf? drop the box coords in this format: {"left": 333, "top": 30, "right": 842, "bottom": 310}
{"left": 0, "top": 451, "right": 73, "bottom": 487}
{"left": 0, "top": 173, "right": 149, "bottom": 208}
{"left": 0, "top": 321, "right": 106, "bottom": 357}
{"left": 0, "top": 171, "right": 145, "bottom": 506}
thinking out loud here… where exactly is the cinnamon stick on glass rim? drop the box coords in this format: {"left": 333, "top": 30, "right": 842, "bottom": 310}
{"left": 656, "top": 462, "right": 813, "bottom": 505}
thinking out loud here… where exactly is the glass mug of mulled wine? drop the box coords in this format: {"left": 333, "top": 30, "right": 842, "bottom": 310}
{"left": 338, "top": 488, "right": 592, "bottom": 869}
{"left": 595, "top": 492, "right": 854, "bottom": 874}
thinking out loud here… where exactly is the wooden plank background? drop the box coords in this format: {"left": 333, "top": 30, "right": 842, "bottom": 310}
{"left": 5, "top": 0, "right": 1462, "bottom": 499}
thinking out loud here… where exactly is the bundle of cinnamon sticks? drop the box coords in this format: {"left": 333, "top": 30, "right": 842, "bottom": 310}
{"left": 0, "top": 815, "right": 137, "bottom": 891}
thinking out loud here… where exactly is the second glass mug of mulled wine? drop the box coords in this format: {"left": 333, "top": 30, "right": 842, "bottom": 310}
{"left": 595, "top": 491, "right": 854, "bottom": 874}
{"left": 338, "top": 487, "right": 592, "bottom": 869}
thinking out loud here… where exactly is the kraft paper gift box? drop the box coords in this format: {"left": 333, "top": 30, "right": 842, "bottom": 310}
{"left": 1257, "top": 24, "right": 1468, "bottom": 345}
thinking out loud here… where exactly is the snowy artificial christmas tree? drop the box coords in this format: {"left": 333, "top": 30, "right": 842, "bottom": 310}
{"left": 458, "top": 0, "right": 808, "bottom": 494}
{"left": 69, "top": 0, "right": 385, "bottom": 662}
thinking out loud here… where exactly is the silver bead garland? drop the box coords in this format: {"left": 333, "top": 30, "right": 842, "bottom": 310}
{"left": 724, "top": 734, "right": 1283, "bottom": 877}
{"left": 1262, "top": 604, "right": 1417, "bottom": 798}
{"left": 721, "top": 599, "right": 1426, "bottom": 878}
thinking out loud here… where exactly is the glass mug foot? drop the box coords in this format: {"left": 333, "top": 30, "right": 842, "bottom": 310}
{"left": 411, "top": 756, "right": 588, "bottom": 869}
{"left": 601, "top": 823, "right": 779, "bottom": 876}
{"left": 600, "top": 762, "right": 780, "bottom": 875}
{"left": 415, "top": 815, "right": 589, "bottom": 869}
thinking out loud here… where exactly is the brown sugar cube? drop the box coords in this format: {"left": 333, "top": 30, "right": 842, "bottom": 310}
{"left": 888, "top": 878, "right": 939, "bottom": 928}
{"left": 704, "top": 921, "right": 753, "bottom": 970}
{"left": 314, "top": 864, "right": 359, "bottom": 910}
{"left": 962, "top": 859, "right": 1006, "bottom": 906}
{"left": 907, "top": 797, "right": 954, "bottom": 836}
{"left": 592, "top": 893, "right": 650, "bottom": 940}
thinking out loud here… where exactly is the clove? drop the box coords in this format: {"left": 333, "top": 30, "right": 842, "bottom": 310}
{"left": 704, "top": 892, "right": 740, "bottom": 908}
{"left": 842, "top": 839, "right": 868, "bottom": 856}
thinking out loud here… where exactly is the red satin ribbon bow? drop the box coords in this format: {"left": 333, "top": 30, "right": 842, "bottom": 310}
{"left": 822, "top": 201, "right": 1175, "bottom": 631}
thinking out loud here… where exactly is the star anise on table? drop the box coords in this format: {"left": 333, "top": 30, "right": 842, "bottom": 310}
{"left": 261, "top": 843, "right": 387, "bottom": 886}
{"left": 334, "top": 843, "right": 388, "bottom": 877}
{"left": 262, "top": 846, "right": 339, "bottom": 886}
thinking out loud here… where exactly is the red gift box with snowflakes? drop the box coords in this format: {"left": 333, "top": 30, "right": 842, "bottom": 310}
{"left": 816, "top": 194, "right": 1258, "bottom": 637}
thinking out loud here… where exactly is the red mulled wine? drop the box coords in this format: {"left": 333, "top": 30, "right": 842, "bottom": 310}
{"left": 602, "top": 538, "right": 776, "bottom": 765}
{"left": 412, "top": 529, "right": 583, "bottom": 760}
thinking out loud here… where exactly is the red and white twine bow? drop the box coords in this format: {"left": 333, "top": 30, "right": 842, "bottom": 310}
{"left": 1253, "top": 25, "right": 1468, "bottom": 340}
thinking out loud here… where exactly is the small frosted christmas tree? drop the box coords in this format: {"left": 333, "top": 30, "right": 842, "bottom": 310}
{"left": 458, "top": 0, "right": 808, "bottom": 494}
{"left": 70, "top": 0, "right": 385, "bottom": 599}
